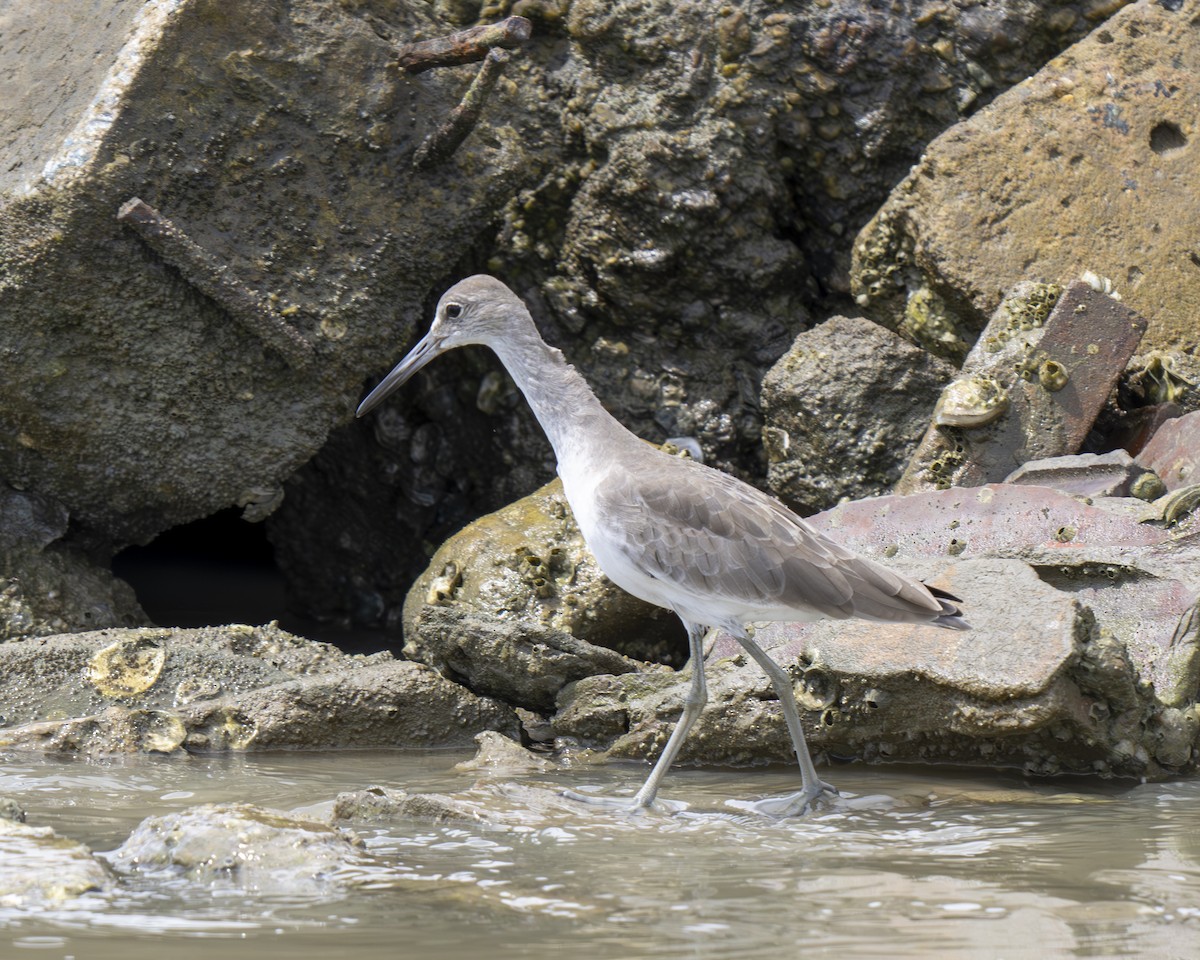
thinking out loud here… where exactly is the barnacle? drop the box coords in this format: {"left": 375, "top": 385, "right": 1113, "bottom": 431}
{"left": 1038, "top": 359, "right": 1069, "bottom": 392}
{"left": 934, "top": 376, "right": 1009, "bottom": 428}
{"left": 1081, "top": 269, "right": 1121, "bottom": 301}
{"left": 1130, "top": 351, "right": 1196, "bottom": 405}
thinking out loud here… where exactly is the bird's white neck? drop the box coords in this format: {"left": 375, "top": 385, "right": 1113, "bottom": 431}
{"left": 489, "top": 328, "right": 631, "bottom": 474}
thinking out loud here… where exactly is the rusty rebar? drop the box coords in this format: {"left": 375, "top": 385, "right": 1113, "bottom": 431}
{"left": 118, "top": 198, "right": 313, "bottom": 369}
{"left": 395, "top": 16, "right": 530, "bottom": 73}
{"left": 413, "top": 48, "right": 510, "bottom": 169}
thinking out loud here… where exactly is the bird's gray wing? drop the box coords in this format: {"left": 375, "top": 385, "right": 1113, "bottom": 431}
{"left": 592, "top": 458, "right": 944, "bottom": 623}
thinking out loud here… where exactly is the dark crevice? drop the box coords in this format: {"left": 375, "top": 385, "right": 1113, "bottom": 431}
{"left": 112, "top": 508, "right": 394, "bottom": 654}
{"left": 1149, "top": 120, "right": 1187, "bottom": 155}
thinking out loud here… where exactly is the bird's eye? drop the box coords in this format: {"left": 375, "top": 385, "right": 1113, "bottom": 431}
{"left": 445, "top": 302, "right": 463, "bottom": 320}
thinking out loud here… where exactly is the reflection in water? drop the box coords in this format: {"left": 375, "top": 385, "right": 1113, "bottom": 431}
{"left": 2, "top": 751, "right": 1200, "bottom": 959}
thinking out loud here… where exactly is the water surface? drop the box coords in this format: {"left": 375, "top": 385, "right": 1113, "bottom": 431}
{"left": 3, "top": 751, "right": 1198, "bottom": 959}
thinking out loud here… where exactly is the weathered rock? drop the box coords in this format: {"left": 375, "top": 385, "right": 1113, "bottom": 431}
{"left": 332, "top": 785, "right": 503, "bottom": 825}
{"left": 0, "top": 623, "right": 359, "bottom": 726}
{"left": 0, "top": 0, "right": 557, "bottom": 549}
{"left": 1108, "top": 401, "right": 1185, "bottom": 459}
{"left": 556, "top": 556, "right": 1193, "bottom": 779}
{"left": 851, "top": 0, "right": 1200, "bottom": 358}
{"left": 0, "top": 484, "right": 144, "bottom": 640}
{"left": 332, "top": 784, "right": 427, "bottom": 822}
{"left": 0, "top": 707, "right": 191, "bottom": 756}
{"left": 0, "top": 816, "right": 112, "bottom": 906}
{"left": 330, "top": 781, "right": 574, "bottom": 826}
{"left": 743, "top": 560, "right": 1080, "bottom": 702}
{"left": 408, "top": 607, "right": 650, "bottom": 714}
{"left": 814, "top": 484, "right": 1200, "bottom": 740}
{"left": 402, "top": 477, "right": 683, "bottom": 663}
{"left": 761, "top": 315, "right": 954, "bottom": 511}
{"left": 539, "top": 0, "right": 1112, "bottom": 335}
{"left": 108, "top": 803, "right": 365, "bottom": 893}
{"left": 0, "top": 798, "right": 24, "bottom": 822}
{"left": 0, "top": 623, "right": 518, "bottom": 754}
{"left": 1158, "top": 602, "right": 1200, "bottom": 709}
{"left": 897, "top": 281, "right": 1147, "bottom": 492}
{"left": 558, "top": 559, "right": 1107, "bottom": 772}
{"left": 816, "top": 482, "right": 1200, "bottom": 702}
{"left": 1045, "top": 572, "right": 1200, "bottom": 707}
{"left": 177, "top": 658, "right": 519, "bottom": 751}
{"left": 454, "top": 730, "right": 554, "bottom": 774}
{"left": 1005, "top": 450, "right": 1144, "bottom": 499}
{"left": 1137, "top": 410, "right": 1200, "bottom": 492}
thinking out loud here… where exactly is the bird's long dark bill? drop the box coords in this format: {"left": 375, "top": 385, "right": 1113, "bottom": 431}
{"left": 356, "top": 332, "right": 443, "bottom": 417}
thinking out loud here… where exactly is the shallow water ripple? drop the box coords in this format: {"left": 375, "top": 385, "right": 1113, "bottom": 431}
{"left": 2, "top": 753, "right": 1200, "bottom": 959}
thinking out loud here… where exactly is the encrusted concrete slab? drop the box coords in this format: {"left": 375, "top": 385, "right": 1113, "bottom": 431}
{"left": 553, "top": 480, "right": 1200, "bottom": 781}
{"left": 731, "top": 559, "right": 1079, "bottom": 702}
{"left": 1005, "top": 450, "right": 1143, "bottom": 499}
{"left": 1137, "top": 410, "right": 1200, "bottom": 492}
{"left": 898, "top": 281, "right": 1147, "bottom": 493}
{"left": 0, "top": 0, "right": 555, "bottom": 546}
{"left": 812, "top": 482, "right": 1170, "bottom": 565}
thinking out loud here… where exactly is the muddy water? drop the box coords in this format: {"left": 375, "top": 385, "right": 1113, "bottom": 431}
{"left": 3, "top": 751, "right": 1200, "bottom": 959}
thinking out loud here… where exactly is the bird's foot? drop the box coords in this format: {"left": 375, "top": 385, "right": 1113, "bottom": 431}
{"left": 727, "top": 780, "right": 840, "bottom": 818}
{"left": 562, "top": 788, "right": 687, "bottom": 815}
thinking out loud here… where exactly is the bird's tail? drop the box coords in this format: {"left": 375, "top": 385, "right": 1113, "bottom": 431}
{"left": 927, "top": 584, "right": 970, "bottom": 631}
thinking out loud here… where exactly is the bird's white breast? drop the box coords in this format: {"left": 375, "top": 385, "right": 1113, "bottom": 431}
{"left": 561, "top": 458, "right": 754, "bottom": 626}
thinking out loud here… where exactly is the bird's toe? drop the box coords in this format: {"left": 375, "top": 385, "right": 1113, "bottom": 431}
{"left": 730, "top": 780, "right": 840, "bottom": 818}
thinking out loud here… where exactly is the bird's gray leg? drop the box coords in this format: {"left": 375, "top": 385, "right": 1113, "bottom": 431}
{"left": 627, "top": 618, "right": 709, "bottom": 808}
{"left": 732, "top": 629, "right": 838, "bottom": 817}
{"left": 565, "top": 618, "right": 708, "bottom": 813}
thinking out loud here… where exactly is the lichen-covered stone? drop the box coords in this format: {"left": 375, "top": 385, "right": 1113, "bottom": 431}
{"left": 402, "top": 478, "right": 683, "bottom": 664}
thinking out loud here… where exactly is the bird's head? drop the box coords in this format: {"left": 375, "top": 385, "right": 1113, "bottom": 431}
{"left": 356, "top": 275, "right": 529, "bottom": 417}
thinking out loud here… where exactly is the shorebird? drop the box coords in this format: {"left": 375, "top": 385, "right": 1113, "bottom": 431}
{"left": 358, "top": 275, "right": 968, "bottom": 817}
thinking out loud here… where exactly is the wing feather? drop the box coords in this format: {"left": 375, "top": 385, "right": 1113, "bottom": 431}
{"left": 590, "top": 453, "right": 946, "bottom": 624}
